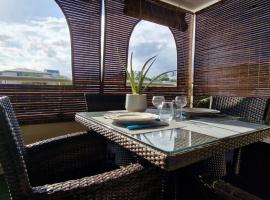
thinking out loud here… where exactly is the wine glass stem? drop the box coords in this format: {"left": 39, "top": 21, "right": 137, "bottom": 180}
{"left": 158, "top": 107, "right": 161, "bottom": 119}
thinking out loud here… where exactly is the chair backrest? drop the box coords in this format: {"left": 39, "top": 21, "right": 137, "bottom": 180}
{"left": 0, "top": 96, "right": 31, "bottom": 199}
{"left": 84, "top": 93, "right": 126, "bottom": 111}
{"left": 84, "top": 94, "right": 136, "bottom": 166}
{"left": 0, "top": 96, "right": 26, "bottom": 156}
{"left": 211, "top": 96, "right": 269, "bottom": 122}
{"left": 265, "top": 99, "right": 270, "bottom": 122}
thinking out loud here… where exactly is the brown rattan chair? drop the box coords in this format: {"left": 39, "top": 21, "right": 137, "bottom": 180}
{"left": 0, "top": 96, "right": 161, "bottom": 200}
{"left": 199, "top": 96, "right": 270, "bottom": 200}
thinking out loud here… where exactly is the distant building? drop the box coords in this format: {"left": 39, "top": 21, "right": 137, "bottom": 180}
{"left": 44, "top": 69, "right": 60, "bottom": 78}
{"left": 0, "top": 68, "right": 71, "bottom": 85}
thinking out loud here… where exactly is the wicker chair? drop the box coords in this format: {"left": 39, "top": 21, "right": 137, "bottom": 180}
{"left": 84, "top": 93, "right": 126, "bottom": 112}
{"left": 84, "top": 93, "right": 134, "bottom": 166}
{"left": 211, "top": 96, "right": 269, "bottom": 176}
{"left": 0, "top": 96, "right": 161, "bottom": 200}
{"left": 200, "top": 96, "right": 270, "bottom": 200}
{"left": 211, "top": 96, "right": 269, "bottom": 123}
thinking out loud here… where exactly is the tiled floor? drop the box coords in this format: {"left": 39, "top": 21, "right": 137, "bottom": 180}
{"left": 0, "top": 176, "right": 9, "bottom": 200}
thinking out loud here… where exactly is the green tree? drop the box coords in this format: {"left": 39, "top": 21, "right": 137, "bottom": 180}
{"left": 156, "top": 73, "right": 169, "bottom": 81}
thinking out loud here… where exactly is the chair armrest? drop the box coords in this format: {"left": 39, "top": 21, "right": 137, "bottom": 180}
{"left": 26, "top": 131, "right": 106, "bottom": 164}
{"left": 31, "top": 163, "right": 161, "bottom": 199}
{"left": 25, "top": 131, "right": 107, "bottom": 185}
{"left": 26, "top": 131, "right": 98, "bottom": 150}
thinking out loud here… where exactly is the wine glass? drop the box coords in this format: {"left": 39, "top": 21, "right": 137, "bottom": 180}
{"left": 175, "top": 96, "right": 187, "bottom": 120}
{"left": 152, "top": 96, "right": 165, "bottom": 113}
{"left": 159, "top": 102, "right": 174, "bottom": 122}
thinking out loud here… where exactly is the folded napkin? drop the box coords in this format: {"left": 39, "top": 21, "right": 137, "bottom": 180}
{"left": 126, "top": 120, "right": 168, "bottom": 130}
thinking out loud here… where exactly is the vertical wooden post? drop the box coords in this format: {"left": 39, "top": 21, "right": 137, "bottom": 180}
{"left": 187, "top": 14, "right": 195, "bottom": 108}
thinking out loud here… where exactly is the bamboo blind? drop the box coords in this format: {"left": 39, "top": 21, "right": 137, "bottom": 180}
{"left": 124, "top": 0, "right": 187, "bottom": 31}
{"left": 103, "top": 0, "right": 192, "bottom": 103}
{"left": 0, "top": 0, "right": 102, "bottom": 124}
{"left": 194, "top": 0, "right": 270, "bottom": 97}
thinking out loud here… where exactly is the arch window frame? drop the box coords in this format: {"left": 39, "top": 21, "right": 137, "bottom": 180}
{"left": 125, "top": 19, "right": 179, "bottom": 88}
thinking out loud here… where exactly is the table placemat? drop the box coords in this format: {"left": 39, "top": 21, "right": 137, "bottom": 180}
{"left": 92, "top": 116, "right": 188, "bottom": 135}
{"left": 92, "top": 115, "right": 269, "bottom": 139}
{"left": 190, "top": 118, "right": 268, "bottom": 133}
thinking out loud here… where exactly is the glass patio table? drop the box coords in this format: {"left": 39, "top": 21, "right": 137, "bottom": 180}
{"left": 75, "top": 111, "right": 270, "bottom": 171}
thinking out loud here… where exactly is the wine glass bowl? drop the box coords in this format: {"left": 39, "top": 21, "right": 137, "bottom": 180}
{"left": 175, "top": 96, "right": 187, "bottom": 108}
{"left": 152, "top": 96, "right": 165, "bottom": 110}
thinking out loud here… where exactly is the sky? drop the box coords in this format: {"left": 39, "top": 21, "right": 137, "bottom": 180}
{"left": 0, "top": 0, "right": 177, "bottom": 79}
{"left": 0, "top": 0, "right": 72, "bottom": 78}
{"left": 129, "top": 21, "right": 177, "bottom": 77}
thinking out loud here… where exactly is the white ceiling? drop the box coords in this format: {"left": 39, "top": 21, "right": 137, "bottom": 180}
{"left": 160, "top": 0, "right": 222, "bottom": 13}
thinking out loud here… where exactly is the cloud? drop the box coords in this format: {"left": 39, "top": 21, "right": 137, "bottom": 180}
{"left": 129, "top": 20, "right": 177, "bottom": 77}
{"left": 0, "top": 17, "right": 72, "bottom": 78}
{"left": 0, "top": 17, "right": 177, "bottom": 80}
{"left": 0, "top": 34, "right": 11, "bottom": 41}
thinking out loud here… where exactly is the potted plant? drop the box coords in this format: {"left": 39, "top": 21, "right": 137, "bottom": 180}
{"left": 121, "top": 52, "right": 175, "bottom": 112}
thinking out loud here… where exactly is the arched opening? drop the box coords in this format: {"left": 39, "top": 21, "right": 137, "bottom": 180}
{"left": 0, "top": 0, "right": 72, "bottom": 85}
{"left": 128, "top": 20, "right": 177, "bottom": 87}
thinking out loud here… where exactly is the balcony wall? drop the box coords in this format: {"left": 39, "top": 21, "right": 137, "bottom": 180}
{"left": 21, "top": 121, "right": 86, "bottom": 144}
{"left": 0, "top": 121, "right": 86, "bottom": 175}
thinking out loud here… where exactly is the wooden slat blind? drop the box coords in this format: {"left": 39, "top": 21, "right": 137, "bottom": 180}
{"left": 124, "top": 0, "right": 187, "bottom": 31}
{"left": 194, "top": 0, "right": 270, "bottom": 97}
{"left": 57, "top": 0, "right": 101, "bottom": 85}
{"left": 103, "top": 0, "right": 192, "bottom": 101}
{"left": 103, "top": 0, "right": 138, "bottom": 91}
{"left": 0, "top": 0, "right": 102, "bottom": 124}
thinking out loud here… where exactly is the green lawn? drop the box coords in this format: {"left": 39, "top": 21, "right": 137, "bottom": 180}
{"left": 0, "top": 176, "right": 9, "bottom": 200}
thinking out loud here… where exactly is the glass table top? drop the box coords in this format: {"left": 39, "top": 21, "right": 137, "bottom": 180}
{"left": 132, "top": 128, "right": 216, "bottom": 153}
{"left": 77, "top": 111, "right": 270, "bottom": 155}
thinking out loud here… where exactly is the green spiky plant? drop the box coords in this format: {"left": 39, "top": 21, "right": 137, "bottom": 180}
{"left": 120, "top": 52, "right": 176, "bottom": 95}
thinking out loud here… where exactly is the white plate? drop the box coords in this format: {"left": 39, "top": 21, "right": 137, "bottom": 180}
{"left": 183, "top": 108, "right": 220, "bottom": 116}
{"left": 110, "top": 112, "right": 158, "bottom": 124}
{"left": 104, "top": 110, "right": 127, "bottom": 119}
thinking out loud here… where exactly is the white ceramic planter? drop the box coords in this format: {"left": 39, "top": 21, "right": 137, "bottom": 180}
{"left": 125, "top": 94, "right": 147, "bottom": 112}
